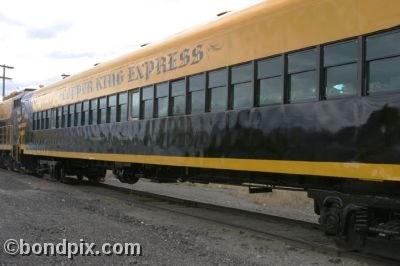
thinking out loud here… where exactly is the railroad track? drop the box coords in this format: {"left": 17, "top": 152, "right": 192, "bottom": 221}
{"left": 74, "top": 179, "right": 399, "bottom": 266}
{"left": 6, "top": 168, "right": 400, "bottom": 265}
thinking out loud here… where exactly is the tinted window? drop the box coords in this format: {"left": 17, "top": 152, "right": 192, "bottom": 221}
{"left": 75, "top": 103, "right": 82, "bottom": 126}
{"left": 189, "top": 74, "right": 205, "bottom": 114}
{"left": 108, "top": 95, "right": 117, "bottom": 106}
{"left": 143, "top": 100, "right": 153, "bottom": 119}
{"left": 367, "top": 30, "right": 400, "bottom": 60}
{"left": 324, "top": 40, "right": 358, "bottom": 67}
{"left": 131, "top": 90, "right": 140, "bottom": 119}
{"left": 209, "top": 86, "right": 227, "bottom": 112}
{"left": 98, "top": 97, "right": 107, "bottom": 124}
{"left": 325, "top": 64, "right": 357, "bottom": 97}
{"left": 233, "top": 83, "right": 253, "bottom": 109}
{"left": 323, "top": 40, "right": 358, "bottom": 98}
{"left": 288, "top": 49, "right": 317, "bottom": 102}
{"left": 82, "top": 101, "right": 89, "bottom": 125}
{"left": 368, "top": 57, "right": 400, "bottom": 93}
{"left": 118, "top": 92, "right": 128, "bottom": 104}
{"left": 156, "top": 82, "right": 169, "bottom": 117}
{"left": 189, "top": 74, "right": 205, "bottom": 92}
{"left": 142, "top": 86, "right": 154, "bottom": 100}
{"left": 156, "top": 82, "right": 168, "bottom": 97}
{"left": 107, "top": 95, "right": 117, "bottom": 123}
{"left": 288, "top": 49, "right": 316, "bottom": 73}
{"left": 259, "top": 77, "right": 282, "bottom": 105}
{"left": 99, "top": 97, "right": 107, "bottom": 108}
{"left": 141, "top": 86, "right": 154, "bottom": 119}
{"left": 231, "top": 63, "right": 252, "bottom": 84}
{"left": 209, "top": 69, "right": 227, "bottom": 88}
{"left": 56, "top": 107, "right": 62, "bottom": 128}
{"left": 289, "top": 71, "right": 317, "bottom": 102}
{"left": 90, "top": 99, "right": 97, "bottom": 125}
{"left": 366, "top": 30, "right": 400, "bottom": 94}
{"left": 189, "top": 90, "right": 204, "bottom": 114}
{"left": 171, "top": 79, "right": 185, "bottom": 96}
{"left": 257, "top": 56, "right": 282, "bottom": 78}
{"left": 171, "top": 79, "right": 185, "bottom": 116}
{"left": 117, "top": 93, "right": 128, "bottom": 122}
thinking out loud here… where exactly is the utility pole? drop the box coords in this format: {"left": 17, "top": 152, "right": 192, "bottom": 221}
{"left": 0, "top": 65, "right": 14, "bottom": 100}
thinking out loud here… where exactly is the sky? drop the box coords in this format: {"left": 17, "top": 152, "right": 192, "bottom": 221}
{"left": 0, "top": 0, "right": 262, "bottom": 99}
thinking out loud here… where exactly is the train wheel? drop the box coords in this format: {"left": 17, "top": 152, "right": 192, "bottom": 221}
{"left": 52, "top": 166, "right": 67, "bottom": 183}
{"left": 335, "top": 211, "right": 366, "bottom": 251}
{"left": 321, "top": 203, "right": 341, "bottom": 236}
{"left": 59, "top": 167, "right": 67, "bottom": 183}
{"left": 87, "top": 176, "right": 101, "bottom": 184}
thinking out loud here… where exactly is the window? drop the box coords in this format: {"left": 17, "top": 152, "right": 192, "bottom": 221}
{"left": 62, "top": 106, "right": 68, "bottom": 128}
{"left": 40, "top": 111, "right": 45, "bottom": 130}
{"left": 32, "top": 113, "right": 37, "bottom": 130}
{"left": 155, "top": 82, "right": 169, "bottom": 118}
{"left": 56, "top": 107, "right": 62, "bottom": 128}
{"left": 257, "top": 56, "right": 283, "bottom": 105}
{"left": 107, "top": 95, "right": 117, "bottom": 123}
{"left": 324, "top": 40, "right": 358, "bottom": 98}
{"left": 171, "top": 79, "right": 186, "bottom": 115}
{"left": 117, "top": 92, "right": 128, "bottom": 122}
{"left": 131, "top": 90, "right": 140, "bottom": 119}
{"left": 75, "top": 103, "right": 82, "bottom": 126}
{"left": 231, "top": 63, "right": 253, "bottom": 109}
{"left": 89, "top": 99, "right": 97, "bottom": 125}
{"left": 45, "top": 110, "right": 49, "bottom": 129}
{"left": 141, "top": 86, "right": 154, "bottom": 119}
{"left": 82, "top": 101, "right": 89, "bottom": 126}
{"left": 68, "top": 104, "right": 74, "bottom": 127}
{"left": 32, "top": 113, "right": 36, "bottom": 130}
{"left": 51, "top": 109, "right": 56, "bottom": 129}
{"left": 98, "top": 97, "right": 107, "bottom": 124}
{"left": 188, "top": 74, "right": 205, "bottom": 114}
{"left": 366, "top": 30, "right": 400, "bottom": 93}
{"left": 288, "top": 49, "right": 317, "bottom": 102}
{"left": 208, "top": 68, "right": 227, "bottom": 112}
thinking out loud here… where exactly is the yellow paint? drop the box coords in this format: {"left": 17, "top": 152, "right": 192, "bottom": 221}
{"left": 23, "top": 149, "right": 400, "bottom": 182}
{"left": 30, "top": 0, "right": 400, "bottom": 112}
{"left": 0, "top": 144, "right": 12, "bottom": 151}
{"left": 0, "top": 98, "right": 13, "bottom": 121}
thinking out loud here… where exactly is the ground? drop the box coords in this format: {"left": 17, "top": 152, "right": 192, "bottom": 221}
{"left": 0, "top": 169, "right": 369, "bottom": 265}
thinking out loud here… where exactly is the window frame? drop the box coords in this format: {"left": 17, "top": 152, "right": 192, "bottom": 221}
{"left": 230, "top": 62, "right": 254, "bottom": 110}
{"left": 188, "top": 73, "right": 206, "bottom": 114}
{"left": 170, "top": 78, "right": 187, "bottom": 116}
{"left": 322, "top": 38, "right": 359, "bottom": 100}
{"left": 365, "top": 29, "right": 400, "bottom": 96}
{"left": 286, "top": 48, "right": 319, "bottom": 103}
{"left": 155, "top": 82, "right": 169, "bottom": 118}
{"left": 207, "top": 68, "right": 228, "bottom": 113}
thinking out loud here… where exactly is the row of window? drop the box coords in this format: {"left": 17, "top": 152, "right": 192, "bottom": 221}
{"left": 33, "top": 93, "right": 128, "bottom": 130}
{"left": 33, "top": 28, "right": 400, "bottom": 130}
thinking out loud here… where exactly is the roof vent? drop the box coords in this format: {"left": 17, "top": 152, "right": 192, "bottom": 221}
{"left": 217, "top": 11, "right": 231, "bottom": 17}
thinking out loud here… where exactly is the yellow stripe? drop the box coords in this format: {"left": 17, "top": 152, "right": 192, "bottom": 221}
{"left": 23, "top": 149, "right": 400, "bottom": 182}
{"left": 0, "top": 144, "right": 12, "bottom": 150}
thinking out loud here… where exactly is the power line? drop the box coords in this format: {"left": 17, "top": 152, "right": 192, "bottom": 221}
{"left": 0, "top": 64, "right": 14, "bottom": 99}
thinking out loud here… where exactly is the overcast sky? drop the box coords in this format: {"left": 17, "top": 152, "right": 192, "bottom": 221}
{"left": 0, "top": 0, "right": 261, "bottom": 98}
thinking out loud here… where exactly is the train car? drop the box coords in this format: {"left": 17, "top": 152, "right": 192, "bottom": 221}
{"left": 6, "top": 0, "right": 400, "bottom": 248}
{"left": 0, "top": 97, "right": 14, "bottom": 168}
